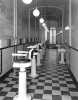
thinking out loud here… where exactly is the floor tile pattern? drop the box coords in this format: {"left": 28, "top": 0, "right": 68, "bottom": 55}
{"left": 0, "top": 49, "right": 78, "bottom": 100}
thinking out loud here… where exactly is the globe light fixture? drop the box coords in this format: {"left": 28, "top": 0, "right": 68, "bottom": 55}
{"left": 45, "top": 25, "right": 47, "bottom": 29}
{"left": 65, "top": 26, "right": 70, "bottom": 30}
{"left": 22, "top": 0, "right": 32, "bottom": 4}
{"left": 60, "top": 30, "right": 63, "bottom": 33}
{"left": 42, "top": 23, "right": 46, "bottom": 27}
{"left": 39, "top": 18, "right": 44, "bottom": 24}
{"left": 33, "top": 8, "right": 40, "bottom": 17}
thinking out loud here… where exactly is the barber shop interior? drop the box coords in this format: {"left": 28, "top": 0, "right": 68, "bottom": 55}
{"left": 0, "top": 0, "right": 78, "bottom": 100}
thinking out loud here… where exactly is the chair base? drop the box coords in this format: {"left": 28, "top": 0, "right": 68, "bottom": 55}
{"left": 59, "top": 61, "right": 65, "bottom": 64}
{"left": 13, "top": 95, "right": 31, "bottom": 100}
{"left": 29, "top": 74, "right": 38, "bottom": 78}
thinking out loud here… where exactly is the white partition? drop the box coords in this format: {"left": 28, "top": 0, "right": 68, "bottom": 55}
{"left": 0, "top": 39, "right": 8, "bottom": 48}
{"left": 0, "top": 47, "right": 14, "bottom": 77}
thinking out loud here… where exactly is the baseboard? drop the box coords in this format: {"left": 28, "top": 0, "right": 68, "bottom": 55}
{"left": 68, "top": 67, "right": 78, "bottom": 88}
{"left": 0, "top": 68, "right": 13, "bottom": 82}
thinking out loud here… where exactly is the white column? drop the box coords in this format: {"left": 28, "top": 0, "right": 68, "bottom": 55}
{"left": 53, "top": 29, "right": 56, "bottom": 44}
{"left": 28, "top": 8, "right": 30, "bottom": 42}
{"left": 45, "top": 29, "right": 47, "bottom": 41}
{"left": 35, "top": 18, "right": 37, "bottom": 40}
{"left": 50, "top": 27, "right": 52, "bottom": 44}
{"left": 69, "top": 0, "right": 71, "bottom": 46}
{"left": 62, "top": 11, "right": 64, "bottom": 44}
{"left": 14, "top": 0, "right": 17, "bottom": 44}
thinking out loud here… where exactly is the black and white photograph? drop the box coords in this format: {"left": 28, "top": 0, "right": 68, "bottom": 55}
{"left": 0, "top": 0, "right": 78, "bottom": 100}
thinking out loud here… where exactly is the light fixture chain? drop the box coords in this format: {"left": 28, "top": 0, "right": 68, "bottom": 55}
{"left": 36, "top": 0, "right": 37, "bottom": 8}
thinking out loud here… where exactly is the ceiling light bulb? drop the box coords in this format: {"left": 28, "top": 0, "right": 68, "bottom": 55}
{"left": 39, "top": 18, "right": 44, "bottom": 23}
{"left": 65, "top": 26, "right": 70, "bottom": 30}
{"left": 60, "top": 30, "right": 63, "bottom": 33}
{"left": 42, "top": 23, "right": 46, "bottom": 27}
{"left": 33, "top": 8, "right": 40, "bottom": 17}
{"left": 22, "top": 0, "right": 32, "bottom": 4}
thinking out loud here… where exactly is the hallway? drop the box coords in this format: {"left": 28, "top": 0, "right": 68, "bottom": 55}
{"left": 0, "top": 49, "right": 78, "bottom": 100}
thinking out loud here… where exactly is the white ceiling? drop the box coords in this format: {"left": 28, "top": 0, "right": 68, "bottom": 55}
{"left": 19, "top": 0, "right": 69, "bottom": 28}
{"left": 21, "top": 0, "right": 68, "bottom": 20}
{"left": 1, "top": 0, "right": 69, "bottom": 27}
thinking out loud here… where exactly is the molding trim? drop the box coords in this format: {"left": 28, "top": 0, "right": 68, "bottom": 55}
{"left": 0, "top": 68, "right": 13, "bottom": 82}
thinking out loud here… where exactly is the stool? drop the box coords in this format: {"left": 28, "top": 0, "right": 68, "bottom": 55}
{"left": 12, "top": 53, "right": 31, "bottom": 100}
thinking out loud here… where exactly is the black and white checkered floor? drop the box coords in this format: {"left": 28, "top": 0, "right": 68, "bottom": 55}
{"left": 0, "top": 49, "right": 78, "bottom": 100}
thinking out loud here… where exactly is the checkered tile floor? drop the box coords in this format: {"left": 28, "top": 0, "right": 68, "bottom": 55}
{"left": 0, "top": 49, "right": 78, "bottom": 100}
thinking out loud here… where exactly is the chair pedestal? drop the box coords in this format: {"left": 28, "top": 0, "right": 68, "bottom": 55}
{"left": 37, "top": 52, "right": 41, "bottom": 66}
{"left": 13, "top": 62, "right": 31, "bottom": 100}
{"left": 40, "top": 49, "right": 43, "bottom": 60}
{"left": 30, "top": 54, "right": 38, "bottom": 78}
{"left": 14, "top": 95, "right": 31, "bottom": 100}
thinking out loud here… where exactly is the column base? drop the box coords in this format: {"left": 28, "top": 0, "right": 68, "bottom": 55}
{"left": 29, "top": 74, "right": 38, "bottom": 78}
{"left": 13, "top": 95, "right": 31, "bottom": 100}
{"left": 59, "top": 61, "right": 65, "bottom": 64}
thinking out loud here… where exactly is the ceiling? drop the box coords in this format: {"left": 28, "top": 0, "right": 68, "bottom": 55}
{"left": 0, "top": 0, "right": 69, "bottom": 26}
{"left": 22, "top": 0, "right": 67, "bottom": 20}
{"left": 18, "top": 0, "right": 69, "bottom": 28}
{"left": 27, "top": 0, "right": 66, "bottom": 9}
{"left": 23, "top": 0, "right": 66, "bottom": 14}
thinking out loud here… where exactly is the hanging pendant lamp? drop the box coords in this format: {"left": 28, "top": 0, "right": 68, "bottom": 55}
{"left": 33, "top": 0, "right": 40, "bottom": 17}
{"left": 42, "top": 23, "right": 46, "bottom": 27}
{"left": 33, "top": 8, "right": 40, "bottom": 17}
{"left": 22, "top": 0, "right": 32, "bottom": 4}
{"left": 65, "top": 26, "right": 70, "bottom": 30}
{"left": 39, "top": 18, "right": 44, "bottom": 24}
